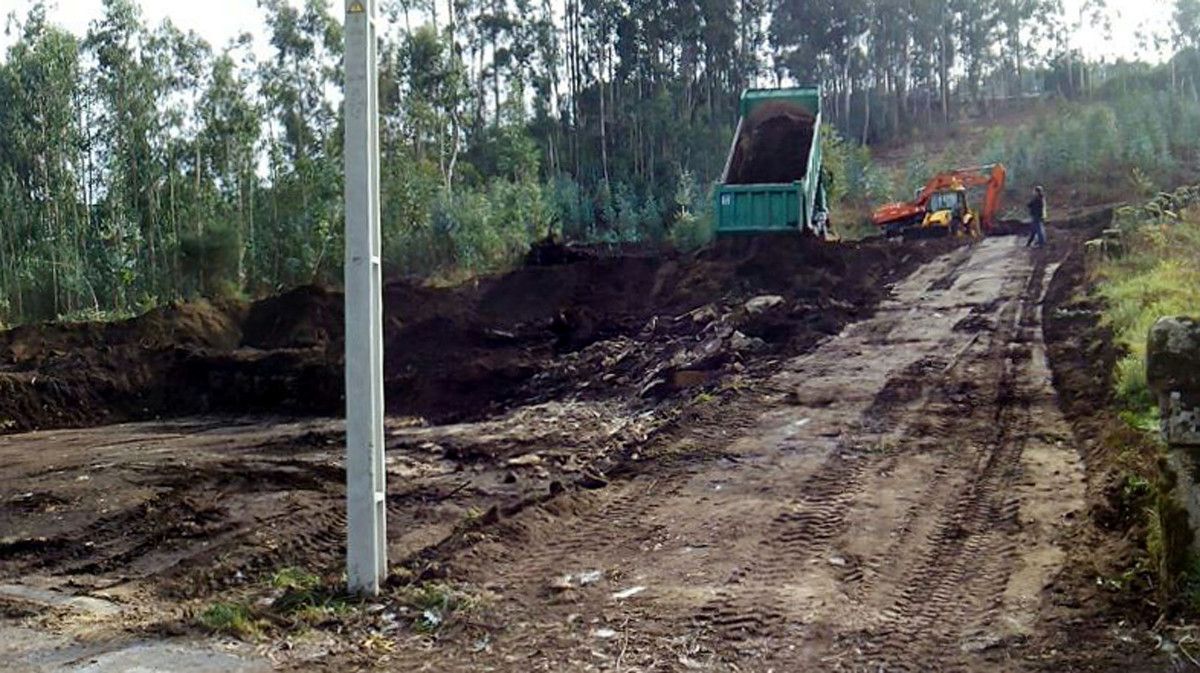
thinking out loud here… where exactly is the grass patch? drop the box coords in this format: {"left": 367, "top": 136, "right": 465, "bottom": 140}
{"left": 1091, "top": 199, "right": 1200, "bottom": 613}
{"left": 198, "top": 602, "right": 261, "bottom": 639}
{"left": 268, "top": 567, "right": 351, "bottom": 622}
{"left": 1095, "top": 214, "right": 1200, "bottom": 409}
{"left": 271, "top": 567, "right": 321, "bottom": 592}
{"left": 395, "top": 582, "right": 484, "bottom": 633}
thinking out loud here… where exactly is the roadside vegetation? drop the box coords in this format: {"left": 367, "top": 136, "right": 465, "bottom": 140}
{"left": 194, "top": 565, "right": 485, "bottom": 642}
{"left": 3, "top": 0, "right": 1200, "bottom": 325}
{"left": 1100, "top": 206, "right": 1200, "bottom": 413}
{"left": 1088, "top": 188, "right": 1200, "bottom": 611}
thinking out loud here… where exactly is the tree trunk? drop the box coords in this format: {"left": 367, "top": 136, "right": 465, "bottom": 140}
{"left": 599, "top": 47, "right": 610, "bottom": 185}
{"left": 939, "top": 37, "right": 950, "bottom": 124}
{"left": 862, "top": 75, "right": 871, "bottom": 145}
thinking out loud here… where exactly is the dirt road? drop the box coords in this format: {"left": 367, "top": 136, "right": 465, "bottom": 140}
{"left": 0, "top": 231, "right": 1158, "bottom": 671}
{"left": 392, "top": 236, "right": 1091, "bottom": 670}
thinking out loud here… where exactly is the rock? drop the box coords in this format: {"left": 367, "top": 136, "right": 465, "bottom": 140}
{"left": 688, "top": 305, "right": 719, "bottom": 324}
{"left": 730, "top": 331, "right": 766, "bottom": 353}
{"left": 744, "top": 295, "right": 785, "bottom": 315}
{"left": 1147, "top": 317, "right": 1200, "bottom": 447}
{"left": 577, "top": 470, "right": 609, "bottom": 489}
{"left": 1147, "top": 316, "right": 1200, "bottom": 393}
{"left": 507, "top": 453, "right": 543, "bottom": 467}
{"left": 692, "top": 336, "right": 726, "bottom": 365}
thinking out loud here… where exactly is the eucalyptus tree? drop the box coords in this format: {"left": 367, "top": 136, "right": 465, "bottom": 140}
{"left": 84, "top": 0, "right": 171, "bottom": 310}
{"left": 0, "top": 2, "right": 87, "bottom": 319}
{"left": 196, "top": 39, "right": 263, "bottom": 291}
{"left": 256, "top": 0, "right": 344, "bottom": 285}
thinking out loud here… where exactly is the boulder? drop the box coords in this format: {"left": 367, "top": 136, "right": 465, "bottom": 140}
{"left": 1147, "top": 316, "right": 1200, "bottom": 447}
{"left": 1147, "top": 317, "right": 1200, "bottom": 394}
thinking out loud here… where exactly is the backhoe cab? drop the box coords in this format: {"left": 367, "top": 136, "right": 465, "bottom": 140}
{"left": 873, "top": 164, "right": 1006, "bottom": 240}
{"left": 921, "top": 184, "right": 976, "bottom": 238}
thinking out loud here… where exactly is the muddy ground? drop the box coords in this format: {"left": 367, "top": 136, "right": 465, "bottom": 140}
{"left": 0, "top": 218, "right": 1182, "bottom": 672}
{"left": 0, "top": 235, "right": 939, "bottom": 431}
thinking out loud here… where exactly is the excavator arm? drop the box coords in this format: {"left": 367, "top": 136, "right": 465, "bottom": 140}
{"left": 942, "top": 164, "right": 1006, "bottom": 232}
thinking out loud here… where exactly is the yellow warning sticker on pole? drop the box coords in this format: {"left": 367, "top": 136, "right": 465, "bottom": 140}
{"left": 348, "top": 1, "right": 365, "bottom": 12}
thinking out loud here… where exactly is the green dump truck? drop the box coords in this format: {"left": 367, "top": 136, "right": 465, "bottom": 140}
{"left": 714, "top": 86, "right": 829, "bottom": 237}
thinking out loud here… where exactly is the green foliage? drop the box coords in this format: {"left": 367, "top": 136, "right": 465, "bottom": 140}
{"left": 198, "top": 602, "right": 261, "bottom": 639}
{"left": 271, "top": 567, "right": 321, "bottom": 592}
{"left": 3, "top": 0, "right": 1200, "bottom": 324}
{"left": 1122, "top": 473, "right": 1152, "bottom": 501}
{"left": 990, "top": 94, "right": 1200, "bottom": 202}
{"left": 1146, "top": 481, "right": 1195, "bottom": 604}
{"left": 179, "top": 223, "right": 242, "bottom": 299}
{"left": 1119, "top": 407, "right": 1161, "bottom": 434}
{"left": 1094, "top": 193, "right": 1200, "bottom": 613}
{"left": 668, "top": 169, "right": 714, "bottom": 250}
{"left": 269, "top": 568, "right": 350, "bottom": 620}
{"left": 821, "top": 125, "right": 893, "bottom": 207}
{"left": 1095, "top": 215, "right": 1200, "bottom": 409}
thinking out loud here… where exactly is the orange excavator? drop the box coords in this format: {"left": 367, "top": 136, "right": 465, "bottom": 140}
{"left": 873, "top": 164, "right": 1007, "bottom": 239}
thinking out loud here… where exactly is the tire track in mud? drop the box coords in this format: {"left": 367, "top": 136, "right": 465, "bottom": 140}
{"left": 0, "top": 458, "right": 348, "bottom": 590}
{"left": 695, "top": 447, "right": 873, "bottom": 642}
{"left": 386, "top": 239, "right": 1074, "bottom": 671}
{"left": 843, "top": 292, "right": 1024, "bottom": 610}
{"left": 690, "top": 245, "right": 1053, "bottom": 666}
{"left": 454, "top": 469, "right": 696, "bottom": 608}
{"left": 692, "top": 297, "right": 1002, "bottom": 650}
{"left": 842, "top": 254, "right": 1056, "bottom": 672}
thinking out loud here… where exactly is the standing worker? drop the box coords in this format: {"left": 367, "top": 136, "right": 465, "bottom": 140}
{"left": 1026, "top": 185, "right": 1047, "bottom": 248}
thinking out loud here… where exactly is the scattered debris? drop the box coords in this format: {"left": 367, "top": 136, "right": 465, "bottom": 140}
{"left": 577, "top": 570, "right": 604, "bottom": 586}
{"left": 507, "top": 453, "right": 543, "bottom": 467}
{"left": 744, "top": 295, "right": 785, "bottom": 315}
{"left": 611, "top": 586, "right": 646, "bottom": 600}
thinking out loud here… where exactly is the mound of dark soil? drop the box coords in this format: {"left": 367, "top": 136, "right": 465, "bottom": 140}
{"left": 0, "top": 234, "right": 959, "bottom": 432}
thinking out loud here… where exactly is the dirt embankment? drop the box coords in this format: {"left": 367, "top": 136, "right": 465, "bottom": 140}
{"left": 0, "top": 236, "right": 958, "bottom": 433}
{"left": 1037, "top": 211, "right": 1173, "bottom": 670}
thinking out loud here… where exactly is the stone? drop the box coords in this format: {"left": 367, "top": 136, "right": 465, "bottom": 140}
{"left": 1147, "top": 316, "right": 1200, "bottom": 447}
{"left": 744, "top": 295, "right": 785, "bottom": 315}
{"left": 1147, "top": 316, "right": 1200, "bottom": 394}
{"left": 730, "top": 331, "right": 766, "bottom": 353}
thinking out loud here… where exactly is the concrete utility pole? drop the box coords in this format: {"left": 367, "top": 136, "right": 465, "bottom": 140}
{"left": 343, "top": 0, "right": 386, "bottom": 596}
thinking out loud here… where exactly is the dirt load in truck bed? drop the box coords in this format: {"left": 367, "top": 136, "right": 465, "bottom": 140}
{"left": 725, "top": 101, "right": 816, "bottom": 185}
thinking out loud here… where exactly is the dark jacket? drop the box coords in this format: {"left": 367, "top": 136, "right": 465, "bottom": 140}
{"left": 1028, "top": 194, "right": 1046, "bottom": 221}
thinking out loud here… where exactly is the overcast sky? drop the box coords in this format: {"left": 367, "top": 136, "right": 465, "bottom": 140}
{"left": 0, "top": 0, "right": 1181, "bottom": 64}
